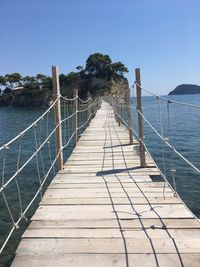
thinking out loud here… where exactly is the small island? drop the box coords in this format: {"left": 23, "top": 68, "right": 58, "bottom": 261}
{"left": 0, "top": 53, "right": 129, "bottom": 107}
{"left": 169, "top": 84, "right": 200, "bottom": 95}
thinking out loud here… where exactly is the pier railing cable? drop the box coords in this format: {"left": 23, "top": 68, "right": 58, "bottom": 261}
{"left": 135, "top": 83, "right": 200, "bottom": 109}
{"left": 134, "top": 81, "right": 200, "bottom": 174}
{"left": 113, "top": 94, "right": 200, "bottom": 173}
{"left": 105, "top": 68, "right": 200, "bottom": 208}
{"left": 0, "top": 66, "right": 100, "bottom": 257}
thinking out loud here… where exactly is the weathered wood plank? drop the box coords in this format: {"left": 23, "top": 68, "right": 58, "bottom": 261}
{"left": 29, "top": 218, "right": 200, "bottom": 229}
{"left": 41, "top": 196, "right": 181, "bottom": 205}
{"left": 32, "top": 204, "right": 193, "bottom": 221}
{"left": 23, "top": 227, "right": 200, "bottom": 239}
{"left": 11, "top": 254, "right": 200, "bottom": 267}
{"left": 48, "top": 181, "right": 167, "bottom": 188}
{"left": 15, "top": 237, "right": 200, "bottom": 254}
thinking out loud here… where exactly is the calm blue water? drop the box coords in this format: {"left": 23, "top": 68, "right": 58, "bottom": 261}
{"left": 0, "top": 95, "right": 200, "bottom": 266}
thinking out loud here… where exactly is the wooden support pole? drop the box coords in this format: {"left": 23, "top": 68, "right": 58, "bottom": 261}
{"left": 114, "top": 97, "right": 120, "bottom": 124}
{"left": 126, "top": 88, "right": 133, "bottom": 145}
{"left": 87, "top": 91, "right": 92, "bottom": 126}
{"left": 116, "top": 97, "right": 121, "bottom": 126}
{"left": 113, "top": 97, "right": 117, "bottom": 122}
{"left": 73, "top": 89, "right": 78, "bottom": 147}
{"left": 52, "top": 66, "right": 63, "bottom": 170}
{"left": 135, "top": 68, "right": 146, "bottom": 167}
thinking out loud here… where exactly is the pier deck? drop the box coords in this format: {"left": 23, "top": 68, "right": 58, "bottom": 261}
{"left": 12, "top": 101, "right": 200, "bottom": 267}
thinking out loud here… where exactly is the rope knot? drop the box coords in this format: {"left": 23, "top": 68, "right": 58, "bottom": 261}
{"left": 20, "top": 213, "right": 28, "bottom": 222}
{"left": 3, "top": 144, "right": 9, "bottom": 150}
{"left": 14, "top": 223, "right": 19, "bottom": 229}
{"left": 171, "top": 168, "right": 176, "bottom": 174}
{"left": 162, "top": 137, "right": 168, "bottom": 143}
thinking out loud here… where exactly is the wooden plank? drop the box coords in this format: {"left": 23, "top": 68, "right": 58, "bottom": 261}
{"left": 41, "top": 196, "right": 181, "bottom": 205}
{"left": 11, "top": 254, "right": 200, "bottom": 267}
{"left": 42, "top": 189, "right": 175, "bottom": 199}
{"left": 32, "top": 204, "right": 193, "bottom": 221}
{"left": 14, "top": 238, "right": 200, "bottom": 254}
{"left": 46, "top": 186, "right": 172, "bottom": 193}
{"left": 29, "top": 218, "right": 200, "bottom": 229}
{"left": 23, "top": 227, "right": 200, "bottom": 239}
{"left": 48, "top": 181, "right": 167, "bottom": 188}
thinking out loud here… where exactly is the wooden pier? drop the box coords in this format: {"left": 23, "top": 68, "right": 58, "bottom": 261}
{"left": 11, "top": 101, "right": 200, "bottom": 267}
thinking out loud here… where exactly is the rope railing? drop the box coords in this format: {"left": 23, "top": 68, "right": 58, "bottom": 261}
{"left": 0, "top": 99, "right": 59, "bottom": 255}
{"left": 135, "top": 82, "right": 200, "bottom": 109}
{"left": 136, "top": 108, "right": 200, "bottom": 174}
{"left": 104, "top": 69, "right": 200, "bottom": 219}
{"left": 109, "top": 88, "right": 200, "bottom": 175}
{"left": 133, "top": 82, "right": 200, "bottom": 171}
{"left": 0, "top": 65, "right": 101, "bottom": 261}
{"left": 0, "top": 96, "right": 60, "bottom": 151}
{"left": 78, "top": 95, "right": 92, "bottom": 103}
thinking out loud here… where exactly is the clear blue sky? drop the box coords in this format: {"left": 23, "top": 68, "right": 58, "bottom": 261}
{"left": 0, "top": 0, "right": 200, "bottom": 95}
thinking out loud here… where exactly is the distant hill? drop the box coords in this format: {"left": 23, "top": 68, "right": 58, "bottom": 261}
{"left": 169, "top": 84, "right": 200, "bottom": 95}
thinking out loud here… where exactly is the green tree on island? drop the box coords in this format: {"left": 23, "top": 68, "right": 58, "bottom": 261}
{"left": 84, "top": 53, "right": 128, "bottom": 78}
{"left": 85, "top": 53, "right": 112, "bottom": 77}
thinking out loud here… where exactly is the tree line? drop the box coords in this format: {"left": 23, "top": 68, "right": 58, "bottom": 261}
{"left": 0, "top": 53, "right": 128, "bottom": 97}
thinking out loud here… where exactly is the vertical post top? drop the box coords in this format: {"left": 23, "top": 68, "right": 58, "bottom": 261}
{"left": 74, "top": 88, "right": 78, "bottom": 97}
{"left": 52, "top": 66, "right": 60, "bottom": 97}
{"left": 135, "top": 68, "right": 141, "bottom": 85}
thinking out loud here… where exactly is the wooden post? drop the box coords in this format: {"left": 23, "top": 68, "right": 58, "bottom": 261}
{"left": 135, "top": 68, "right": 146, "bottom": 167}
{"left": 52, "top": 66, "right": 63, "bottom": 170}
{"left": 116, "top": 97, "right": 121, "bottom": 126}
{"left": 126, "top": 88, "right": 133, "bottom": 145}
{"left": 114, "top": 97, "right": 119, "bottom": 124}
{"left": 73, "top": 89, "right": 78, "bottom": 147}
{"left": 87, "top": 91, "right": 92, "bottom": 126}
{"left": 113, "top": 97, "right": 116, "bottom": 122}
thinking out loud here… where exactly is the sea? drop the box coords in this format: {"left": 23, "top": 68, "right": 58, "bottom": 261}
{"left": 0, "top": 94, "right": 200, "bottom": 266}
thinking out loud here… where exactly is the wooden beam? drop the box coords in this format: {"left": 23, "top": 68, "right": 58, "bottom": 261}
{"left": 135, "top": 68, "right": 146, "bottom": 167}
{"left": 52, "top": 66, "right": 63, "bottom": 170}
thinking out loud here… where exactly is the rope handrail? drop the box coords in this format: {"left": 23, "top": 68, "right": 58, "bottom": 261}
{"left": 0, "top": 97, "right": 100, "bottom": 193}
{"left": 112, "top": 109, "right": 196, "bottom": 220}
{"left": 114, "top": 112, "right": 168, "bottom": 180}
{"left": 61, "top": 99, "right": 100, "bottom": 150}
{"left": 60, "top": 95, "right": 78, "bottom": 101}
{"left": 77, "top": 99, "right": 100, "bottom": 130}
{"left": 116, "top": 111, "right": 197, "bottom": 221}
{"left": 0, "top": 122, "right": 61, "bottom": 193}
{"left": 61, "top": 111, "right": 77, "bottom": 123}
{"left": 0, "top": 143, "right": 62, "bottom": 254}
{"left": 0, "top": 93, "right": 95, "bottom": 151}
{"left": 78, "top": 101, "right": 96, "bottom": 113}
{"left": 136, "top": 109, "right": 200, "bottom": 174}
{"left": 60, "top": 95, "right": 92, "bottom": 103}
{"left": 112, "top": 96, "right": 200, "bottom": 175}
{"left": 0, "top": 92, "right": 101, "bottom": 257}
{"left": 0, "top": 96, "right": 60, "bottom": 151}
{"left": 106, "top": 93, "right": 200, "bottom": 179}
{"left": 61, "top": 98, "right": 97, "bottom": 123}
{"left": 78, "top": 95, "right": 92, "bottom": 103}
{"left": 135, "top": 82, "right": 200, "bottom": 109}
